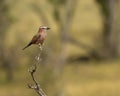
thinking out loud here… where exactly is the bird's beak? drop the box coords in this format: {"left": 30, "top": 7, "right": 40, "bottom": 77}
{"left": 47, "top": 27, "right": 50, "bottom": 30}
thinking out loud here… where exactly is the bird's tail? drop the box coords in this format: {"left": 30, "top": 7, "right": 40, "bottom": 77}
{"left": 22, "top": 43, "right": 32, "bottom": 50}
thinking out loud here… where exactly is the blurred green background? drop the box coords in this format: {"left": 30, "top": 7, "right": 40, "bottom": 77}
{"left": 0, "top": 0, "right": 120, "bottom": 96}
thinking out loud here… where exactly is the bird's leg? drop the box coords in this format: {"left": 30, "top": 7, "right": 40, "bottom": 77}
{"left": 38, "top": 43, "right": 43, "bottom": 51}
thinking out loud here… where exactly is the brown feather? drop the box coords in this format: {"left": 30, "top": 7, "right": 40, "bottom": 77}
{"left": 22, "top": 34, "right": 41, "bottom": 50}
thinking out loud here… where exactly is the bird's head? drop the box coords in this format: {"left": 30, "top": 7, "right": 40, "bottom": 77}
{"left": 39, "top": 26, "right": 50, "bottom": 31}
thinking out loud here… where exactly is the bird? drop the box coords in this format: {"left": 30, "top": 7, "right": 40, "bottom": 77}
{"left": 22, "top": 26, "right": 50, "bottom": 50}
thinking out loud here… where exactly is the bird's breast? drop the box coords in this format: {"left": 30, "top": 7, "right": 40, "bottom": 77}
{"left": 41, "top": 32, "right": 47, "bottom": 39}
{"left": 36, "top": 32, "right": 47, "bottom": 45}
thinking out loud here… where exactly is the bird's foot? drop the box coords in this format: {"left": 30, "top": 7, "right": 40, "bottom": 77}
{"left": 39, "top": 45, "right": 43, "bottom": 51}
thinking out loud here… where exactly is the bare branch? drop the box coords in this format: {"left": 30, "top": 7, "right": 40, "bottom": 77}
{"left": 28, "top": 48, "right": 47, "bottom": 96}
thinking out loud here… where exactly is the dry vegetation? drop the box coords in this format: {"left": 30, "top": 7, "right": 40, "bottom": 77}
{"left": 0, "top": 61, "right": 120, "bottom": 96}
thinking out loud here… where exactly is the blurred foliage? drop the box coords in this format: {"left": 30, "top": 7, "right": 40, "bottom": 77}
{"left": 96, "top": 0, "right": 109, "bottom": 17}
{"left": 47, "top": 0, "right": 67, "bottom": 23}
{"left": 0, "top": 61, "right": 120, "bottom": 96}
{"left": 48, "top": 0, "right": 66, "bottom": 5}
{"left": 53, "top": 8, "right": 60, "bottom": 22}
{"left": 0, "top": 0, "right": 14, "bottom": 32}
{"left": 0, "top": 0, "right": 9, "bottom": 34}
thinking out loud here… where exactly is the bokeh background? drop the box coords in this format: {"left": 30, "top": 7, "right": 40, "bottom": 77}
{"left": 0, "top": 0, "right": 120, "bottom": 96}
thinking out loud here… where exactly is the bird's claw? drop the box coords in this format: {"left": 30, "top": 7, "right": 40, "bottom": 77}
{"left": 39, "top": 46, "right": 43, "bottom": 50}
{"left": 38, "top": 44, "right": 43, "bottom": 50}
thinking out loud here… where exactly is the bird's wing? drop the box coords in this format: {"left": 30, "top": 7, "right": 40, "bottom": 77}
{"left": 31, "top": 34, "right": 41, "bottom": 44}
{"left": 22, "top": 34, "right": 41, "bottom": 50}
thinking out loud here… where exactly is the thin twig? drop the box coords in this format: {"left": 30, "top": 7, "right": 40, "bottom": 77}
{"left": 28, "top": 47, "right": 47, "bottom": 96}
